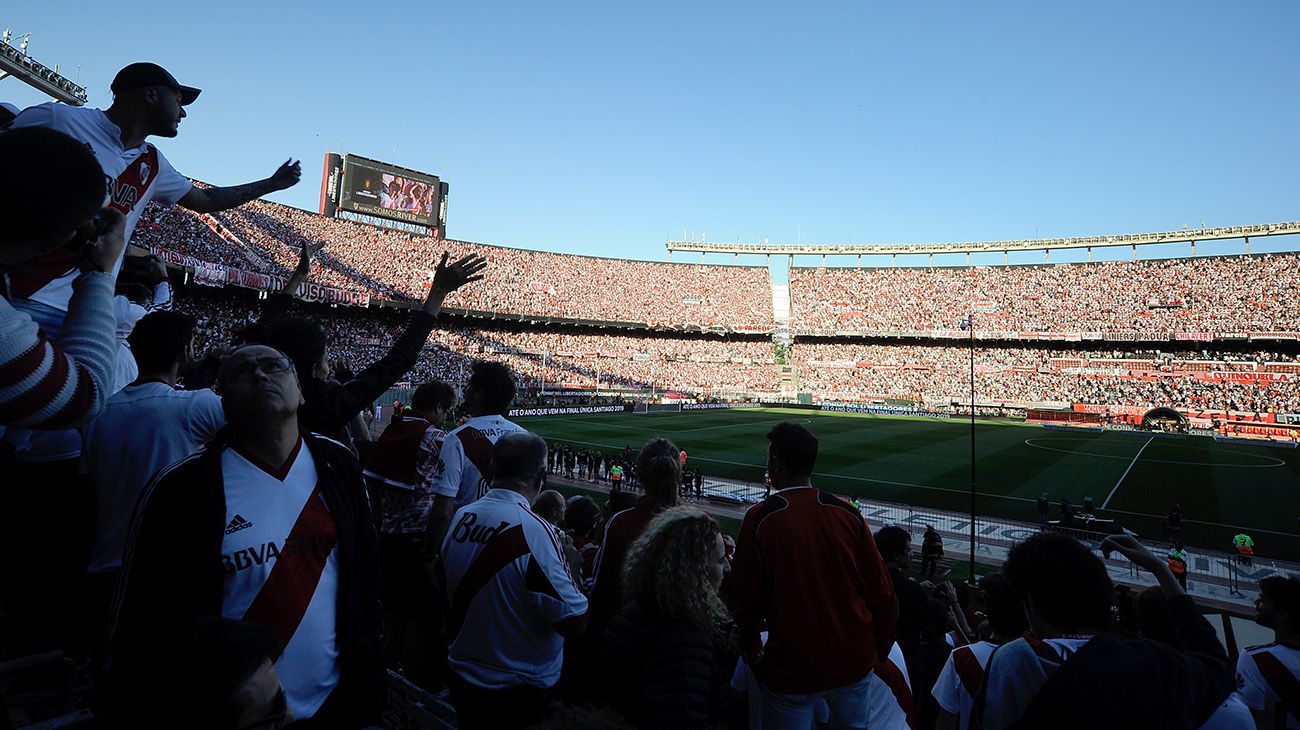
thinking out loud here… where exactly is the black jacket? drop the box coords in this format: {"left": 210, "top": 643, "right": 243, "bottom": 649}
{"left": 107, "top": 429, "right": 385, "bottom": 727}
{"left": 263, "top": 292, "right": 437, "bottom": 450}
{"left": 600, "top": 600, "right": 731, "bottom": 730}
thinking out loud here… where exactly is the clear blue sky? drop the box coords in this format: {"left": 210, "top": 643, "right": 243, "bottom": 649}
{"left": 5, "top": 1, "right": 1298, "bottom": 270}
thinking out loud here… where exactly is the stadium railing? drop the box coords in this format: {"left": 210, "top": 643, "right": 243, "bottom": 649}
{"left": 855, "top": 493, "right": 1287, "bottom": 612}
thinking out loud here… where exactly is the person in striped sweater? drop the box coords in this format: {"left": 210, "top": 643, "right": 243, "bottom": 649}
{"left": 1, "top": 127, "right": 128, "bottom": 660}
{"left": 0, "top": 127, "right": 127, "bottom": 432}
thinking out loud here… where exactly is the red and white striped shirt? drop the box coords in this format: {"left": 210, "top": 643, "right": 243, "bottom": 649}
{"left": 0, "top": 272, "right": 116, "bottom": 430}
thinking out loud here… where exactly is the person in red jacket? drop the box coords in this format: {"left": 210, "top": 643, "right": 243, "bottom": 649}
{"left": 728, "top": 421, "right": 898, "bottom": 728}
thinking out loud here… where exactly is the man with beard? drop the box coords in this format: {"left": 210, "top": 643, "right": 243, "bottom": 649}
{"left": 1236, "top": 576, "right": 1300, "bottom": 728}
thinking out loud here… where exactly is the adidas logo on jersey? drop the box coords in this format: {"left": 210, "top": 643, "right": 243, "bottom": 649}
{"left": 225, "top": 514, "right": 254, "bottom": 535}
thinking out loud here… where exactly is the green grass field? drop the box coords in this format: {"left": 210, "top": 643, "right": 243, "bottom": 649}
{"left": 517, "top": 407, "right": 1300, "bottom": 560}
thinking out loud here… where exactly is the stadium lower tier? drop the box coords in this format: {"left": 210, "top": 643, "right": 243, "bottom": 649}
{"left": 175, "top": 287, "right": 1300, "bottom": 420}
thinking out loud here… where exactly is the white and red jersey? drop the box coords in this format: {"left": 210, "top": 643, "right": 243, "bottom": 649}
{"left": 932, "top": 640, "right": 1001, "bottom": 729}
{"left": 430, "top": 414, "right": 526, "bottom": 509}
{"left": 8, "top": 103, "right": 192, "bottom": 310}
{"left": 866, "top": 641, "right": 915, "bottom": 728}
{"left": 440, "top": 489, "right": 587, "bottom": 690}
{"left": 1237, "top": 642, "right": 1300, "bottom": 729}
{"left": 219, "top": 439, "right": 340, "bottom": 721}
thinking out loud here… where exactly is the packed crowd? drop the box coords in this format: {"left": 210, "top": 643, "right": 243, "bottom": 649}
{"left": 7, "top": 65, "right": 1300, "bottom": 730}
{"left": 176, "top": 290, "right": 781, "bottom": 395}
{"left": 794, "top": 343, "right": 1300, "bottom": 413}
{"left": 144, "top": 197, "right": 775, "bottom": 330}
{"left": 132, "top": 203, "right": 253, "bottom": 268}
{"left": 791, "top": 255, "right": 1300, "bottom": 336}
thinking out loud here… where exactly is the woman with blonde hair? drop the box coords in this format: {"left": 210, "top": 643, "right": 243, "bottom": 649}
{"left": 600, "top": 507, "right": 734, "bottom": 729}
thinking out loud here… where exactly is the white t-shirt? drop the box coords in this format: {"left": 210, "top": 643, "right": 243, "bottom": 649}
{"left": 440, "top": 488, "right": 587, "bottom": 690}
{"left": 220, "top": 441, "right": 340, "bottom": 721}
{"left": 111, "top": 281, "right": 172, "bottom": 393}
{"left": 8, "top": 103, "right": 192, "bottom": 311}
{"left": 932, "top": 640, "right": 1001, "bottom": 730}
{"left": 431, "top": 414, "right": 526, "bottom": 509}
{"left": 1237, "top": 643, "right": 1300, "bottom": 729}
{"left": 82, "top": 383, "right": 224, "bottom": 572}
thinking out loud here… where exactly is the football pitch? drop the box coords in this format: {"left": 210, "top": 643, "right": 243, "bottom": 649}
{"left": 516, "top": 407, "right": 1300, "bottom": 561}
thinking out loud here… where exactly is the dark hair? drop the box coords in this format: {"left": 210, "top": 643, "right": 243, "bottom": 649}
{"left": 1004, "top": 532, "right": 1113, "bottom": 633}
{"left": 1260, "top": 576, "right": 1300, "bottom": 630}
{"left": 606, "top": 490, "right": 636, "bottom": 515}
{"left": 0, "top": 127, "right": 105, "bottom": 243}
{"left": 468, "top": 360, "right": 516, "bottom": 415}
{"left": 149, "top": 617, "right": 283, "bottom": 729}
{"left": 565, "top": 496, "right": 601, "bottom": 537}
{"left": 412, "top": 380, "right": 456, "bottom": 413}
{"left": 873, "top": 526, "right": 911, "bottom": 563}
{"left": 128, "top": 311, "right": 197, "bottom": 374}
{"left": 266, "top": 317, "right": 327, "bottom": 379}
{"left": 766, "top": 421, "right": 819, "bottom": 477}
{"left": 637, "top": 437, "right": 681, "bottom": 510}
{"left": 1134, "top": 586, "right": 1179, "bottom": 647}
{"left": 979, "top": 573, "right": 1029, "bottom": 639}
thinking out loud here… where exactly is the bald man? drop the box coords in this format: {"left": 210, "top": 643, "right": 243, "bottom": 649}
{"left": 107, "top": 345, "right": 384, "bottom": 726}
{"left": 532, "top": 489, "right": 566, "bottom": 527}
{"left": 439, "top": 432, "right": 588, "bottom": 729}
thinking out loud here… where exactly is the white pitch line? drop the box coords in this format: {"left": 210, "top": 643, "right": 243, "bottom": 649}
{"left": 1101, "top": 436, "right": 1155, "bottom": 510}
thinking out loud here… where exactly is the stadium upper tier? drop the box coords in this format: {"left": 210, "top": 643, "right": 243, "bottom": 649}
{"left": 134, "top": 199, "right": 774, "bottom": 332}
{"left": 790, "top": 255, "right": 1300, "bottom": 339}
{"left": 134, "top": 195, "right": 1300, "bottom": 340}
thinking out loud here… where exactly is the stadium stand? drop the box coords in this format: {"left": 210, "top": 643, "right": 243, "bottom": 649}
{"left": 144, "top": 199, "right": 776, "bottom": 331}
{"left": 795, "top": 343, "right": 1300, "bottom": 414}
{"left": 790, "top": 256, "right": 1300, "bottom": 337}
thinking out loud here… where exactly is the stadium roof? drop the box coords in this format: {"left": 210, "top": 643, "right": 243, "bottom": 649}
{"left": 666, "top": 220, "right": 1300, "bottom": 256}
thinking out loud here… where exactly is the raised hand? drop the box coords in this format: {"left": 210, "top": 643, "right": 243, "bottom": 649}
{"left": 1099, "top": 534, "right": 1163, "bottom": 572}
{"left": 269, "top": 158, "right": 302, "bottom": 191}
{"left": 294, "top": 240, "right": 326, "bottom": 276}
{"left": 422, "top": 252, "right": 487, "bottom": 317}
{"left": 430, "top": 251, "right": 488, "bottom": 294}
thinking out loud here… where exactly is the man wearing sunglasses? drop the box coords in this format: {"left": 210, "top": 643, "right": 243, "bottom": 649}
{"left": 107, "top": 344, "right": 384, "bottom": 727}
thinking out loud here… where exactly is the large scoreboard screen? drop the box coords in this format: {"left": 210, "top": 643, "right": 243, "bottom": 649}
{"left": 322, "top": 153, "right": 447, "bottom": 235}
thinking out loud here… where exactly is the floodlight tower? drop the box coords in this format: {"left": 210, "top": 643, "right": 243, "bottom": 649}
{"left": 0, "top": 31, "right": 88, "bottom": 106}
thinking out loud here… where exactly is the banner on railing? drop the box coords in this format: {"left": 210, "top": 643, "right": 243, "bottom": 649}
{"left": 1175, "top": 331, "right": 1215, "bottom": 342}
{"left": 509, "top": 405, "right": 628, "bottom": 417}
{"left": 194, "top": 261, "right": 226, "bottom": 287}
{"left": 1202, "top": 371, "right": 1292, "bottom": 383}
{"left": 146, "top": 245, "right": 370, "bottom": 308}
{"left": 149, "top": 246, "right": 204, "bottom": 269}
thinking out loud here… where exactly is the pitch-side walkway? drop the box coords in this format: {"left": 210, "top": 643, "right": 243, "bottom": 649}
{"left": 550, "top": 472, "right": 1300, "bottom": 615}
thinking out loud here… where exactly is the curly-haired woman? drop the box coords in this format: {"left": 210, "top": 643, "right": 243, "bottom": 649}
{"left": 599, "top": 507, "right": 735, "bottom": 730}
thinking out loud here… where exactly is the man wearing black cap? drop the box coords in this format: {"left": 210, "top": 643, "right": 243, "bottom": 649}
{"left": 2, "top": 62, "right": 304, "bottom": 660}
{"left": 6, "top": 61, "right": 301, "bottom": 314}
